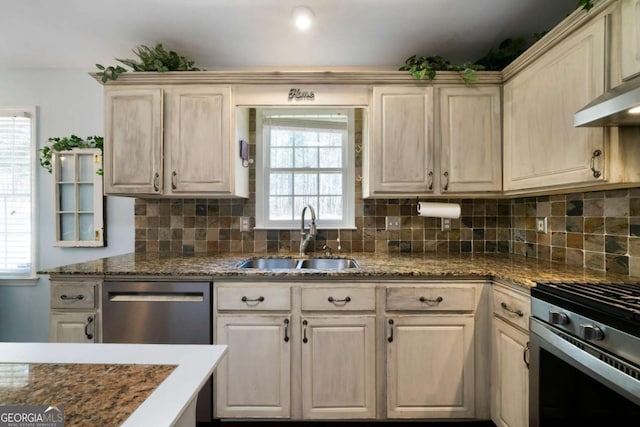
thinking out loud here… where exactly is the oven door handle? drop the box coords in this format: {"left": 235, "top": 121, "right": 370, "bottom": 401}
{"left": 530, "top": 318, "right": 640, "bottom": 406}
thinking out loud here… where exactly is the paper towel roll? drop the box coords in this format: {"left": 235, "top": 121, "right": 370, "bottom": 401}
{"left": 416, "top": 202, "right": 461, "bottom": 219}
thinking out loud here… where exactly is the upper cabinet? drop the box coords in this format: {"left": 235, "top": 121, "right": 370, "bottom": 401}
{"left": 103, "top": 85, "right": 248, "bottom": 198}
{"left": 622, "top": 0, "right": 640, "bottom": 80}
{"left": 367, "top": 86, "right": 434, "bottom": 196}
{"left": 503, "top": 13, "right": 607, "bottom": 193}
{"left": 365, "top": 83, "right": 502, "bottom": 198}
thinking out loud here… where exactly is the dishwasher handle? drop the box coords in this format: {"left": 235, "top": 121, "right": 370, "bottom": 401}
{"left": 107, "top": 292, "right": 205, "bottom": 303}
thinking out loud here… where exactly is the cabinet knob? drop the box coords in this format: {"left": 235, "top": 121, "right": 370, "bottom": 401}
{"left": 84, "top": 316, "right": 94, "bottom": 340}
{"left": 419, "top": 296, "right": 443, "bottom": 304}
{"left": 60, "top": 294, "right": 84, "bottom": 301}
{"left": 153, "top": 173, "right": 160, "bottom": 192}
{"left": 171, "top": 171, "right": 177, "bottom": 190}
{"left": 590, "top": 149, "right": 602, "bottom": 178}
{"left": 500, "top": 302, "right": 523, "bottom": 317}
{"left": 443, "top": 171, "right": 449, "bottom": 191}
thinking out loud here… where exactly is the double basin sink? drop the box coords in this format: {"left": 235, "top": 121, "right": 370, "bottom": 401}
{"left": 237, "top": 257, "right": 359, "bottom": 271}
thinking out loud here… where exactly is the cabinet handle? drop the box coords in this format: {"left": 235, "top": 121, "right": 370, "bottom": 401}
{"left": 153, "top": 173, "right": 160, "bottom": 192}
{"left": 523, "top": 341, "right": 530, "bottom": 369}
{"left": 419, "top": 296, "right": 443, "bottom": 304}
{"left": 60, "top": 294, "right": 84, "bottom": 301}
{"left": 327, "top": 296, "right": 351, "bottom": 305}
{"left": 500, "top": 302, "right": 524, "bottom": 317}
{"left": 171, "top": 171, "right": 177, "bottom": 190}
{"left": 387, "top": 319, "right": 394, "bottom": 343}
{"left": 427, "top": 171, "right": 433, "bottom": 190}
{"left": 302, "top": 320, "right": 308, "bottom": 343}
{"left": 443, "top": 171, "right": 449, "bottom": 191}
{"left": 590, "top": 149, "right": 602, "bottom": 178}
{"left": 283, "top": 318, "right": 290, "bottom": 343}
{"left": 241, "top": 296, "right": 265, "bottom": 304}
{"left": 84, "top": 316, "right": 94, "bottom": 340}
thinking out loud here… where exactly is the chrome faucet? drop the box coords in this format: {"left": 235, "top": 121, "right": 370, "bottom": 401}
{"left": 299, "top": 204, "right": 317, "bottom": 255}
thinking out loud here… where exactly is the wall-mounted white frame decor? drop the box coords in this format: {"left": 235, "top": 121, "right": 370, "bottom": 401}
{"left": 52, "top": 148, "right": 104, "bottom": 247}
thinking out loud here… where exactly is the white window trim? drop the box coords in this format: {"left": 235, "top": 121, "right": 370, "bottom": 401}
{"left": 255, "top": 108, "right": 355, "bottom": 230}
{"left": 0, "top": 106, "right": 37, "bottom": 282}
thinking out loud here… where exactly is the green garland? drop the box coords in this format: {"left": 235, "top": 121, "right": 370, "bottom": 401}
{"left": 39, "top": 135, "right": 104, "bottom": 175}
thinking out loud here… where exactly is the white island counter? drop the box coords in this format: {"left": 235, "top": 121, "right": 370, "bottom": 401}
{"left": 0, "top": 343, "right": 226, "bottom": 427}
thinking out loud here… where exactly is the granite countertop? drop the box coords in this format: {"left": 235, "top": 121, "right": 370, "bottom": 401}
{"left": 41, "top": 252, "right": 635, "bottom": 289}
{"left": 0, "top": 343, "right": 227, "bottom": 427}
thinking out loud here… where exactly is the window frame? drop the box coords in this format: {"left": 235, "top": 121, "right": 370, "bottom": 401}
{"left": 255, "top": 108, "right": 355, "bottom": 230}
{"left": 0, "top": 106, "right": 37, "bottom": 281}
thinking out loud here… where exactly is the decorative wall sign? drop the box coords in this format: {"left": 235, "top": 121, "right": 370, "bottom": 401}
{"left": 288, "top": 88, "right": 315, "bottom": 101}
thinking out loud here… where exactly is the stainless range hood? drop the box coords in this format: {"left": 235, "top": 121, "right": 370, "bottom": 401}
{"left": 574, "top": 77, "right": 640, "bottom": 127}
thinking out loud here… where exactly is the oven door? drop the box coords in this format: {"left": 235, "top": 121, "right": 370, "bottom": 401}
{"left": 529, "top": 317, "right": 640, "bottom": 427}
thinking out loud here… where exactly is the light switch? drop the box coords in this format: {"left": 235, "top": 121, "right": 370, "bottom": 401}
{"left": 536, "top": 217, "right": 548, "bottom": 233}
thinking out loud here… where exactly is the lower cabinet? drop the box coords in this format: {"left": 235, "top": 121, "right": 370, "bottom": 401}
{"left": 49, "top": 279, "right": 101, "bottom": 343}
{"left": 215, "top": 315, "right": 291, "bottom": 418}
{"left": 50, "top": 312, "right": 98, "bottom": 343}
{"left": 491, "top": 284, "right": 530, "bottom": 427}
{"left": 301, "top": 316, "right": 376, "bottom": 419}
{"left": 386, "top": 315, "right": 475, "bottom": 419}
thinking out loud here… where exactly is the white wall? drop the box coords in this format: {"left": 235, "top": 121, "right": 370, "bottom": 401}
{"left": 0, "top": 69, "right": 134, "bottom": 341}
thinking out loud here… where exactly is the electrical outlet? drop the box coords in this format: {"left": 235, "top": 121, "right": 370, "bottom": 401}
{"left": 536, "top": 217, "right": 548, "bottom": 233}
{"left": 386, "top": 216, "right": 401, "bottom": 230}
{"left": 240, "top": 216, "right": 251, "bottom": 232}
{"left": 441, "top": 218, "right": 451, "bottom": 231}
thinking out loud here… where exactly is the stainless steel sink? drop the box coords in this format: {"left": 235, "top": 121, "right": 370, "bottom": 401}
{"left": 236, "top": 258, "right": 300, "bottom": 269}
{"left": 297, "top": 258, "right": 359, "bottom": 270}
{"left": 236, "top": 257, "right": 359, "bottom": 270}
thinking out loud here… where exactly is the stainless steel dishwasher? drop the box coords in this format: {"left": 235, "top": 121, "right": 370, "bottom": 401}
{"left": 102, "top": 281, "right": 212, "bottom": 422}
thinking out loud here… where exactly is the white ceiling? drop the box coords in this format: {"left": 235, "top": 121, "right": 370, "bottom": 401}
{"left": 1, "top": 0, "right": 578, "bottom": 70}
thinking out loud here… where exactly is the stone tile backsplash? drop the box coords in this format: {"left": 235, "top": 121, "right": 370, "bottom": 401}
{"left": 133, "top": 109, "right": 640, "bottom": 278}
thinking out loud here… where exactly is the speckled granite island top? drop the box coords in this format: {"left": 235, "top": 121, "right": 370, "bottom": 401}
{"left": 0, "top": 363, "right": 175, "bottom": 426}
{"left": 42, "top": 252, "right": 636, "bottom": 289}
{"left": 0, "top": 343, "right": 227, "bottom": 427}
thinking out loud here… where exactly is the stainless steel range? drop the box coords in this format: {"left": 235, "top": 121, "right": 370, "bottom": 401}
{"left": 530, "top": 281, "right": 640, "bottom": 426}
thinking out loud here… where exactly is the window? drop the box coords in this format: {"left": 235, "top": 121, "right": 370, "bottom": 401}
{"left": 0, "top": 107, "right": 36, "bottom": 279}
{"left": 256, "top": 108, "right": 355, "bottom": 229}
{"left": 53, "top": 148, "right": 104, "bottom": 247}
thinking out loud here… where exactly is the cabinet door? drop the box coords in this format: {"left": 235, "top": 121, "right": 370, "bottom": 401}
{"left": 386, "top": 315, "right": 475, "bottom": 419}
{"left": 301, "top": 316, "right": 376, "bottom": 419}
{"left": 491, "top": 318, "right": 529, "bottom": 427}
{"left": 165, "top": 86, "right": 231, "bottom": 195}
{"left": 369, "top": 87, "right": 434, "bottom": 195}
{"left": 503, "top": 16, "right": 606, "bottom": 192}
{"left": 215, "top": 315, "right": 291, "bottom": 418}
{"left": 439, "top": 86, "right": 502, "bottom": 193}
{"left": 622, "top": 0, "right": 640, "bottom": 80}
{"left": 50, "top": 312, "right": 97, "bottom": 343}
{"left": 104, "top": 87, "right": 163, "bottom": 194}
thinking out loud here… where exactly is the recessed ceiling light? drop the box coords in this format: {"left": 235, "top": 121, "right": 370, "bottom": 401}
{"left": 629, "top": 105, "right": 640, "bottom": 114}
{"left": 292, "top": 6, "right": 314, "bottom": 31}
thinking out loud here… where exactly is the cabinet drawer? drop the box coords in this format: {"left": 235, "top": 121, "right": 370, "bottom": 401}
{"left": 492, "top": 285, "right": 530, "bottom": 330}
{"left": 217, "top": 285, "right": 291, "bottom": 311}
{"left": 50, "top": 281, "right": 98, "bottom": 309}
{"left": 386, "top": 286, "right": 475, "bottom": 312}
{"left": 301, "top": 287, "right": 375, "bottom": 311}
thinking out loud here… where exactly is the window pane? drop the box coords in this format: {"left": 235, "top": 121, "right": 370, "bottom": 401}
{"left": 294, "top": 173, "right": 317, "bottom": 195}
{"left": 294, "top": 197, "right": 318, "bottom": 216}
{"left": 78, "top": 184, "right": 94, "bottom": 211}
{"left": 294, "top": 147, "right": 317, "bottom": 168}
{"left": 271, "top": 147, "right": 293, "bottom": 168}
{"left": 60, "top": 213, "right": 75, "bottom": 241}
{"left": 79, "top": 213, "right": 94, "bottom": 241}
{"left": 60, "top": 184, "right": 75, "bottom": 211}
{"left": 78, "top": 154, "right": 94, "bottom": 182}
{"left": 271, "top": 128, "right": 293, "bottom": 146}
{"left": 294, "top": 130, "right": 319, "bottom": 146}
{"left": 319, "top": 173, "right": 342, "bottom": 195}
{"left": 319, "top": 196, "right": 343, "bottom": 220}
{"left": 319, "top": 147, "right": 342, "bottom": 168}
{"left": 58, "top": 154, "right": 75, "bottom": 182}
{"left": 319, "top": 131, "right": 342, "bottom": 147}
{"left": 270, "top": 173, "right": 292, "bottom": 196}
{"left": 269, "top": 196, "right": 293, "bottom": 220}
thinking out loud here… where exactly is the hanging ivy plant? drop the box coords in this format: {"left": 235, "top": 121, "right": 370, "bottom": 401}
{"left": 96, "top": 43, "right": 201, "bottom": 83}
{"left": 399, "top": 55, "right": 485, "bottom": 84}
{"left": 39, "top": 135, "right": 104, "bottom": 175}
